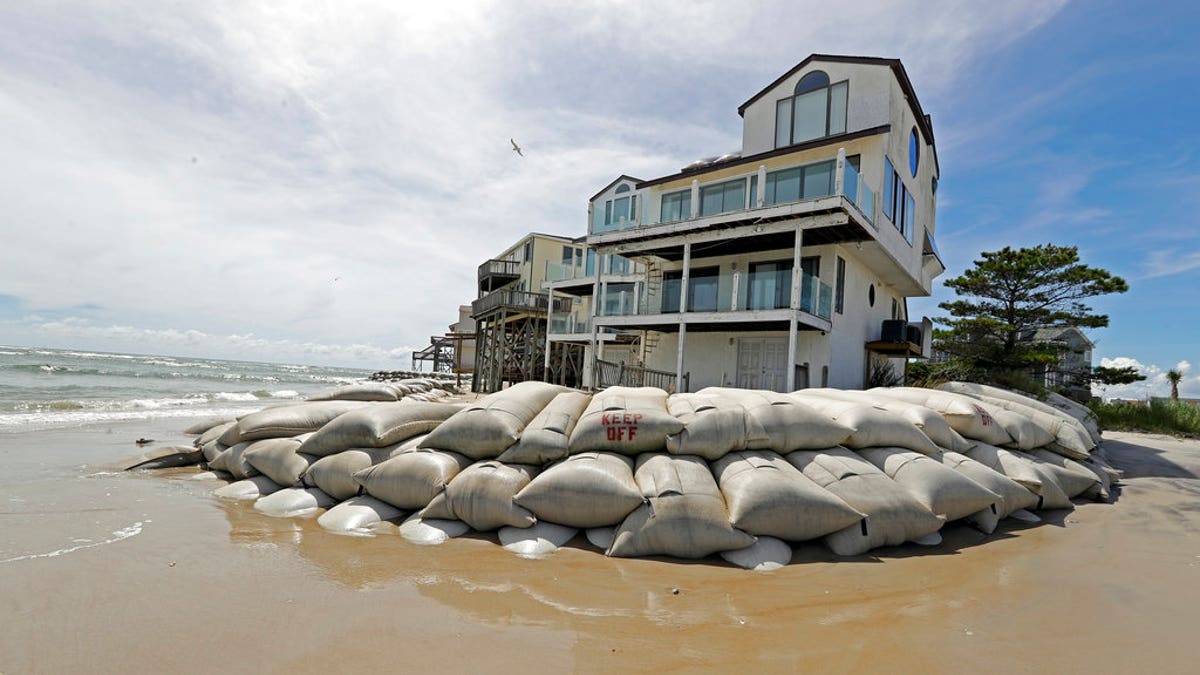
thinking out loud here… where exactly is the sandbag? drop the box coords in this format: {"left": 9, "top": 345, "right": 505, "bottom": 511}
{"left": 201, "top": 440, "right": 228, "bottom": 464}
{"left": 699, "top": 387, "right": 853, "bottom": 451}
{"left": 498, "top": 522, "right": 579, "bottom": 558}
{"left": 243, "top": 437, "right": 314, "bottom": 488}
{"left": 513, "top": 452, "right": 643, "bottom": 528}
{"left": 197, "top": 421, "right": 236, "bottom": 448}
{"left": 969, "top": 399, "right": 1056, "bottom": 450}
{"left": 214, "top": 442, "right": 259, "bottom": 480}
{"left": 806, "top": 388, "right": 973, "bottom": 452}
{"left": 496, "top": 391, "right": 591, "bottom": 465}
{"left": 310, "top": 382, "right": 402, "bottom": 402}
{"left": 1044, "top": 391, "right": 1104, "bottom": 444}
{"left": 420, "top": 381, "right": 570, "bottom": 459}
{"left": 871, "top": 387, "right": 1014, "bottom": 446}
{"left": 710, "top": 450, "right": 864, "bottom": 542}
{"left": 719, "top": 536, "right": 793, "bottom": 571}
{"left": 964, "top": 444, "right": 1073, "bottom": 510}
{"left": 788, "top": 393, "right": 941, "bottom": 455}
{"left": 935, "top": 450, "right": 1039, "bottom": 517}
{"left": 975, "top": 394, "right": 1093, "bottom": 458}
{"left": 568, "top": 387, "right": 684, "bottom": 455}
{"left": 224, "top": 401, "right": 368, "bottom": 445}
{"left": 398, "top": 513, "right": 469, "bottom": 545}
{"left": 124, "top": 445, "right": 203, "bottom": 471}
{"left": 303, "top": 448, "right": 394, "bottom": 501}
{"left": 1028, "top": 449, "right": 1102, "bottom": 499}
{"left": 299, "top": 401, "right": 463, "bottom": 457}
{"left": 608, "top": 454, "right": 755, "bottom": 559}
{"left": 317, "top": 495, "right": 404, "bottom": 535}
{"left": 855, "top": 447, "right": 1001, "bottom": 533}
{"left": 786, "top": 447, "right": 944, "bottom": 556}
{"left": 664, "top": 393, "right": 748, "bottom": 460}
{"left": 254, "top": 487, "right": 338, "bottom": 518}
{"left": 184, "top": 417, "right": 234, "bottom": 436}
{"left": 213, "top": 475, "right": 282, "bottom": 500}
{"left": 418, "top": 461, "right": 540, "bottom": 531}
{"left": 352, "top": 448, "right": 473, "bottom": 510}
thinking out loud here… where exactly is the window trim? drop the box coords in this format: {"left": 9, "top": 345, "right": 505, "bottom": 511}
{"left": 773, "top": 73, "right": 849, "bottom": 148}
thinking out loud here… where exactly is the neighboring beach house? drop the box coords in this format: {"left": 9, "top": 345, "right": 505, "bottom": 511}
{"left": 581, "top": 54, "right": 945, "bottom": 391}
{"left": 1022, "top": 325, "right": 1094, "bottom": 394}
{"left": 412, "top": 305, "right": 477, "bottom": 383}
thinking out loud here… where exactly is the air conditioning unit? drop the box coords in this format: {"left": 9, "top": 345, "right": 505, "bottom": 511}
{"left": 905, "top": 324, "right": 922, "bottom": 345}
{"left": 880, "top": 319, "right": 906, "bottom": 342}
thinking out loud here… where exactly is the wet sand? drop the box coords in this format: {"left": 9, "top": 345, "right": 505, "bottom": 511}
{"left": 1, "top": 422, "right": 1198, "bottom": 673}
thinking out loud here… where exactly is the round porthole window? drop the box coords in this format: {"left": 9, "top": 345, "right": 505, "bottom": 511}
{"left": 868, "top": 284, "right": 876, "bottom": 307}
{"left": 909, "top": 127, "right": 919, "bottom": 177}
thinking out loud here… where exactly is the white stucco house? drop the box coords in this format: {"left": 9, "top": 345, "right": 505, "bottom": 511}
{"left": 577, "top": 54, "right": 946, "bottom": 392}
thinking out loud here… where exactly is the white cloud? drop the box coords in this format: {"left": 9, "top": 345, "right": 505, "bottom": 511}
{"left": 0, "top": 1, "right": 1069, "bottom": 367}
{"left": 1093, "top": 356, "right": 1200, "bottom": 401}
{"left": 1138, "top": 249, "right": 1200, "bottom": 280}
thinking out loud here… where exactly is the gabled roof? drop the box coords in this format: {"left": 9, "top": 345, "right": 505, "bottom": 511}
{"left": 589, "top": 175, "right": 644, "bottom": 203}
{"left": 737, "top": 54, "right": 938, "bottom": 173}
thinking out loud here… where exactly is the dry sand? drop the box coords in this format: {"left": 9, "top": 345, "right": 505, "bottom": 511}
{"left": 1, "top": 423, "right": 1197, "bottom": 674}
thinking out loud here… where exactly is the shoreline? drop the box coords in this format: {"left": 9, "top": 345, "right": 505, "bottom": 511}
{"left": 1, "top": 422, "right": 1198, "bottom": 672}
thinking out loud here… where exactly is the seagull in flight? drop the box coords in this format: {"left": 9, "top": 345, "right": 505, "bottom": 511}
{"left": 510, "top": 138, "right": 524, "bottom": 157}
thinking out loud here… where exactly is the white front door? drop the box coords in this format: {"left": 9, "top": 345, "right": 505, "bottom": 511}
{"left": 736, "top": 338, "right": 789, "bottom": 392}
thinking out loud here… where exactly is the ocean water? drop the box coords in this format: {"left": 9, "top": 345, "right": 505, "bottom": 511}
{"left": 0, "top": 344, "right": 374, "bottom": 432}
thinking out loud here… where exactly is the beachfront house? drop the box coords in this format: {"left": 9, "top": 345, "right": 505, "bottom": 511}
{"left": 582, "top": 54, "right": 945, "bottom": 391}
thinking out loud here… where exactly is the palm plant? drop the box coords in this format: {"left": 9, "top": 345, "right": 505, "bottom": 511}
{"left": 1166, "top": 369, "right": 1182, "bottom": 400}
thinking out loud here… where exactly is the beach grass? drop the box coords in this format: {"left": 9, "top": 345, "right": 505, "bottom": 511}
{"left": 1089, "top": 398, "right": 1200, "bottom": 437}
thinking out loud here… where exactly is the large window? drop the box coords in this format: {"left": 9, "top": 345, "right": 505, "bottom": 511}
{"left": 699, "top": 178, "right": 746, "bottom": 217}
{"left": 835, "top": 256, "right": 846, "bottom": 315}
{"left": 774, "top": 71, "right": 848, "bottom": 149}
{"left": 883, "top": 156, "right": 916, "bottom": 244}
{"left": 660, "top": 189, "right": 691, "bottom": 223}
{"left": 662, "top": 266, "right": 719, "bottom": 312}
{"left": 592, "top": 184, "right": 637, "bottom": 233}
{"left": 764, "top": 160, "right": 835, "bottom": 206}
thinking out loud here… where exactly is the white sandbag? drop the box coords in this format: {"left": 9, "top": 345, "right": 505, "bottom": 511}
{"left": 189, "top": 470, "right": 230, "bottom": 481}
{"left": 214, "top": 442, "right": 259, "bottom": 480}
{"left": 299, "top": 401, "right": 463, "bottom": 457}
{"left": 254, "top": 487, "right": 338, "bottom": 518}
{"left": 185, "top": 416, "right": 235, "bottom": 436}
{"left": 317, "top": 496, "right": 404, "bottom": 535}
{"left": 719, "top": 536, "right": 793, "bottom": 571}
{"left": 303, "top": 448, "right": 393, "bottom": 501}
{"left": 699, "top": 387, "right": 853, "bottom": 451}
{"left": 608, "top": 454, "right": 755, "bottom": 559}
{"left": 1027, "top": 449, "right": 1102, "bottom": 499}
{"left": 498, "top": 521, "right": 579, "bottom": 558}
{"left": 872, "top": 387, "right": 1014, "bottom": 446}
{"left": 710, "top": 450, "right": 864, "bottom": 542}
{"left": 964, "top": 444, "right": 1073, "bottom": 510}
{"left": 197, "top": 421, "right": 236, "bottom": 448}
{"left": 513, "top": 452, "right": 642, "bottom": 528}
{"left": 213, "top": 475, "right": 282, "bottom": 500}
{"left": 1044, "top": 391, "right": 1103, "bottom": 444}
{"left": 788, "top": 393, "right": 941, "bottom": 455}
{"left": 310, "top": 382, "right": 402, "bottom": 402}
{"left": 224, "top": 401, "right": 368, "bottom": 445}
{"left": 418, "top": 461, "right": 540, "bottom": 531}
{"left": 786, "top": 447, "right": 945, "bottom": 556}
{"left": 124, "top": 445, "right": 204, "bottom": 470}
{"left": 398, "top": 513, "right": 469, "bottom": 545}
{"left": 352, "top": 448, "right": 472, "bottom": 510}
{"left": 805, "top": 388, "right": 973, "bottom": 452}
{"left": 201, "top": 440, "right": 228, "bottom": 464}
{"left": 496, "top": 391, "right": 591, "bottom": 464}
{"left": 664, "top": 393, "right": 748, "bottom": 460}
{"left": 940, "top": 382, "right": 1096, "bottom": 454}
{"left": 243, "top": 437, "right": 314, "bottom": 488}
{"left": 420, "top": 381, "right": 571, "bottom": 459}
{"left": 964, "top": 399, "right": 1056, "bottom": 450}
{"left": 585, "top": 527, "right": 616, "bottom": 550}
{"left": 936, "top": 450, "right": 1039, "bottom": 517}
{"left": 856, "top": 447, "right": 1001, "bottom": 533}
{"left": 568, "top": 386, "right": 684, "bottom": 455}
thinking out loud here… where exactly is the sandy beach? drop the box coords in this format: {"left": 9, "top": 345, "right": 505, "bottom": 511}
{"left": 1, "top": 420, "right": 1197, "bottom": 674}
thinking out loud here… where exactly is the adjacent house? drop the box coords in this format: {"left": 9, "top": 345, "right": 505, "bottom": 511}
{"left": 412, "top": 305, "right": 476, "bottom": 383}
{"left": 1022, "top": 325, "right": 1094, "bottom": 393}
{"left": 580, "top": 54, "right": 945, "bottom": 391}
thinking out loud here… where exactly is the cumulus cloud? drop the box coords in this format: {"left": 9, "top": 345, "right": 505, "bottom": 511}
{"left": 1093, "top": 356, "right": 1200, "bottom": 401}
{"left": 0, "top": 1, "right": 1068, "bottom": 367}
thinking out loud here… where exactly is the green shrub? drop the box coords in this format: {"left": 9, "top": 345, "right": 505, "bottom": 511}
{"left": 1088, "top": 399, "right": 1200, "bottom": 437}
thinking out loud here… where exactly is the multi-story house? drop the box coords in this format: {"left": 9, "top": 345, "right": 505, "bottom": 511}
{"left": 582, "top": 54, "right": 945, "bottom": 392}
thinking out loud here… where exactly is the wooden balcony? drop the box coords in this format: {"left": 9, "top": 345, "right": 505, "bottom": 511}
{"left": 478, "top": 259, "right": 521, "bottom": 292}
{"left": 471, "top": 289, "right": 574, "bottom": 319}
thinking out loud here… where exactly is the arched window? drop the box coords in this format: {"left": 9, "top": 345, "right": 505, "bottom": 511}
{"left": 615, "top": 184, "right": 630, "bottom": 194}
{"left": 775, "top": 70, "right": 848, "bottom": 148}
{"left": 909, "top": 128, "right": 919, "bottom": 176}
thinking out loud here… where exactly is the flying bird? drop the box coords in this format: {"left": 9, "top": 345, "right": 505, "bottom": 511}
{"left": 510, "top": 138, "right": 524, "bottom": 157}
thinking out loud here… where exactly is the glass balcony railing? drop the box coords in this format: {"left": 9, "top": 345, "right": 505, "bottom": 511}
{"left": 590, "top": 148, "right": 878, "bottom": 235}
{"left": 549, "top": 314, "right": 592, "bottom": 334}
{"left": 632, "top": 270, "right": 832, "bottom": 320}
{"left": 544, "top": 257, "right": 644, "bottom": 283}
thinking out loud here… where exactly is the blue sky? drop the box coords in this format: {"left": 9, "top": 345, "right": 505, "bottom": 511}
{"left": 0, "top": 1, "right": 1195, "bottom": 397}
